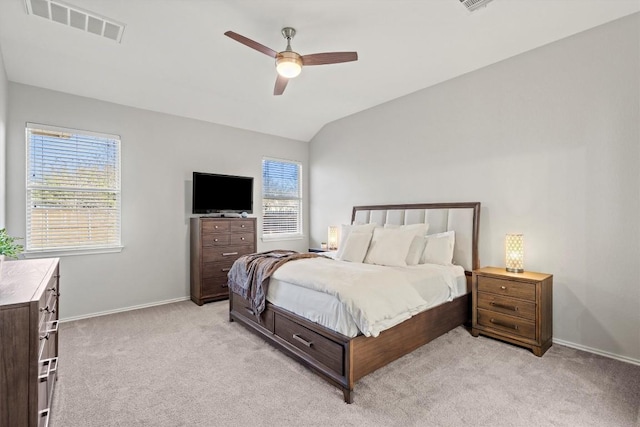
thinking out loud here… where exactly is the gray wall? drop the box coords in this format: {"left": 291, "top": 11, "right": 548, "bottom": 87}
{"left": 0, "top": 46, "right": 7, "bottom": 227}
{"left": 310, "top": 14, "right": 640, "bottom": 362}
{"left": 6, "top": 83, "right": 309, "bottom": 319}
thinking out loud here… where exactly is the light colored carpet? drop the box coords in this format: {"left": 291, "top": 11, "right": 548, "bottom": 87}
{"left": 50, "top": 300, "right": 640, "bottom": 427}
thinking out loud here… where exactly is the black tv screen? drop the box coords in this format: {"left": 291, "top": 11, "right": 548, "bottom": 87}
{"left": 192, "top": 172, "right": 253, "bottom": 214}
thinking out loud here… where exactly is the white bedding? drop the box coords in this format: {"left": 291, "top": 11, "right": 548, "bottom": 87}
{"left": 268, "top": 257, "right": 466, "bottom": 338}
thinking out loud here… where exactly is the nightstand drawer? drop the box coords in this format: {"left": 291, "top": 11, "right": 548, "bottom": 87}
{"left": 477, "top": 276, "right": 535, "bottom": 301}
{"left": 477, "top": 309, "right": 535, "bottom": 340}
{"left": 477, "top": 292, "right": 535, "bottom": 321}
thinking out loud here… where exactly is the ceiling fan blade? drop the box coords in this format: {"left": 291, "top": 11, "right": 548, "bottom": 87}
{"left": 274, "top": 74, "right": 289, "bottom": 96}
{"left": 301, "top": 52, "right": 358, "bottom": 66}
{"left": 224, "top": 31, "right": 277, "bottom": 58}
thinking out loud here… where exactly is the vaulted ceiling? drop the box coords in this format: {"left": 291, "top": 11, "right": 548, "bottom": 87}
{"left": 0, "top": 0, "right": 638, "bottom": 141}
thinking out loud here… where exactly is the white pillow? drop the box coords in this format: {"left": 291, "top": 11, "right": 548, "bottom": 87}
{"left": 421, "top": 231, "right": 456, "bottom": 265}
{"left": 337, "top": 232, "right": 373, "bottom": 263}
{"left": 384, "top": 223, "right": 430, "bottom": 265}
{"left": 364, "top": 227, "right": 417, "bottom": 267}
{"left": 336, "top": 223, "right": 376, "bottom": 259}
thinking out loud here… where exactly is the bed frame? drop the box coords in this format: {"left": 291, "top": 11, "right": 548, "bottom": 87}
{"left": 229, "top": 202, "right": 481, "bottom": 403}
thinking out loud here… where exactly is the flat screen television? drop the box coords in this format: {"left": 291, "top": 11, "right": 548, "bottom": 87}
{"left": 192, "top": 172, "right": 253, "bottom": 214}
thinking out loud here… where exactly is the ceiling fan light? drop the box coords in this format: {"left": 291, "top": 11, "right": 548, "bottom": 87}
{"left": 276, "top": 52, "right": 302, "bottom": 78}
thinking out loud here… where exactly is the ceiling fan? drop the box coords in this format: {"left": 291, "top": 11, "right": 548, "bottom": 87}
{"left": 224, "top": 27, "right": 358, "bottom": 95}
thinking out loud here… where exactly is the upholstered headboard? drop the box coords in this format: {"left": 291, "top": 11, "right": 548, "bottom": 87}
{"left": 351, "top": 202, "right": 481, "bottom": 272}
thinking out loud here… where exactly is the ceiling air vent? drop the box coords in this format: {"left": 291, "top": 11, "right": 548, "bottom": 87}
{"left": 459, "top": 0, "right": 494, "bottom": 12}
{"left": 24, "top": 0, "right": 125, "bottom": 43}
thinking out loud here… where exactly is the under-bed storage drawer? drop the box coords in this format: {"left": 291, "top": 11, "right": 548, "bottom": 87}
{"left": 274, "top": 314, "right": 343, "bottom": 375}
{"left": 231, "top": 293, "right": 274, "bottom": 333}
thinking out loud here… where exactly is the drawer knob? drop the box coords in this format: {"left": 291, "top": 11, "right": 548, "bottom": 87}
{"left": 221, "top": 268, "right": 231, "bottom": 272}
{"left": 241, "top": 225, "right": 246, "bottom": 228}
{"left": 214, "top": 238, "right": 219, "bottom": 242}
{"left": 490, "top": 318, "right": 519, "bottom": 331}
{"left": 222, "top": 252, "right": 239, "bottom": 256}
{"left": 292, "top": 333, "right": 313, "bottom": 347}
{"left": 500, "top": 286, "right": 507, "bottom": 290}
{"left": 241, "top": 237, "right": 245, "bottom": 241}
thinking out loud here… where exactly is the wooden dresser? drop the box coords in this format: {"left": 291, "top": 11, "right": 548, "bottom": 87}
{"left": 190, "top": 217, "right": 256, "bottom": 305}
{"left": 471, "top": 267, "right": 553, "bottom": 356}
{"left": 0, "top": 258, "right": 60, "bottom": 427}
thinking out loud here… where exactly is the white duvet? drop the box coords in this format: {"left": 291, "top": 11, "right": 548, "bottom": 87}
{"left": 270, "top": 257, "right": 462, "bottom": 337}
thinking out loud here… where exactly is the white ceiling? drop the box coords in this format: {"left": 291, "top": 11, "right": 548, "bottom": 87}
{"left": 0, "top": 1, "right": 638, "bottom": 142}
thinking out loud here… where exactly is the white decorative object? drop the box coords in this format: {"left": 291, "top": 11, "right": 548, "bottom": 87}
{"left": 505, "top": 233, "right": 524, "bottom": 273}
{"left": 328, "top": 226, "right": 339, "bottom": 250}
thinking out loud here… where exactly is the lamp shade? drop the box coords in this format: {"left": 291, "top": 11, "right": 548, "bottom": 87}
{"left": 276, "top": 51, "right": 302, "bottom": 78}
{"left": 328, "top": 226, "right": 339, "bottom": 250}
{"left": 505, "top": 233, "right": 524, "bottom": 273}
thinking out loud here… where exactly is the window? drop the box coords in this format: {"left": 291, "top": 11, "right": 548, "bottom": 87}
{"left": 262, "top": 158, "right": 302, "bottom": 239}
{"left": 26, "top": 123, "right": 121, "bottom": 255}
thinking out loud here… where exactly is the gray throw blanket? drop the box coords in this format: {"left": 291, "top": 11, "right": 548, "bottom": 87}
{"left": 228, "top": 250, "right": 325, "bottom": 316}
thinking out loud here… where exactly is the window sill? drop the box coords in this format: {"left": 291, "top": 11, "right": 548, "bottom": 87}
{"left": 261, "top": 235, "right": 304, "bottom": 242}
{"left": 23, "top": 246, "right": 124, "bottom": 258}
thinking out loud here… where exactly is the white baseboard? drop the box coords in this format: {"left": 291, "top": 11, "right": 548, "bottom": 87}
{"left": 59, "top": 296, "right": 191, "bottom": 323}
{"left": 553, "top": 337, "right": 640, "bottom": 366}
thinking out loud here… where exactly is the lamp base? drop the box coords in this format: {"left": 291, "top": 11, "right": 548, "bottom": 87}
{"left": 506, "top": 267, "right": 524, "bottom": 273}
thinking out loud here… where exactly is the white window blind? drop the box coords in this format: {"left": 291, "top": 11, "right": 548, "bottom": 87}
{"left": 262, "top": 158, "right": 302, "bottom": 238}
{"left": 26, "top": 123, "right": 121, "bottom": 253}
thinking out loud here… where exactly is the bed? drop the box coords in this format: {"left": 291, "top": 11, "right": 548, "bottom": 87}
{"left": 228, "top": 202, "right": 481, "bottom": 403}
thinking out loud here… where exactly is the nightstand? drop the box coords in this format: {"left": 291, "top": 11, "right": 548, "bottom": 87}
{"left": 471, "top": 267, "right": 553, "bottom": 356}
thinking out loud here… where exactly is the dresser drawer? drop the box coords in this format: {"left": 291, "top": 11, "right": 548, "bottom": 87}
{"left": 37, "top": 357, "right": 58, "bottom": 411}
{"left": 201, "top": 276, "right": 229, "bottom": 296}
{"left": 477, "top": 308, "right": 535, "bottom": 340}
{"left": 202, "top": 259, "right": 235, "bottom": 278}
{"left": 231, "top": 293, "right": 274, "bottom": 332}
{"left": 477, "top": 276, "right": 535, "bottom": 301}
{"left": 231, "top": 220, "right": 254, "bottom": 233}
{"left": 477, "top": 292, "right": 535, "bottom": 321}
{"left": 202, "top": 221, "right": 231, "bottom": 233}
{"left": 39, "top": 316, "right": 59, "bottom": 362}
{"left": 202, "top": 246, "right": 254, "bottom": 262}
{"left": 202, "top": 234, "right": 230, "bottom": 246}
{"left": 274, "top": 314, "right": 343, "bottom": 375}
{"left": 230, "top": 233, "right": 253, "bottom": 246}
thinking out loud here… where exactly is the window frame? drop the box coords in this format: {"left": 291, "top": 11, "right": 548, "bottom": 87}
{"left": 24, "top": 122, "right": 123, "bottom": 257}
{"left": 261, "top": 157, "right": 303, "bottom": 241}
